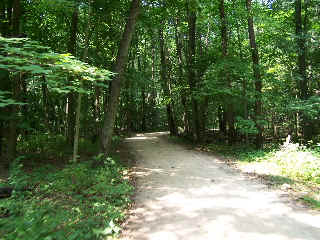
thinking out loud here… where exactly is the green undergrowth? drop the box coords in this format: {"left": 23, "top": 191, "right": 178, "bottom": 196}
{"left": 17, "top": 134, "right": 100, "bottom": 162}
{"left": 0, "top": 154, "right": 133, "bottom": 240}
{"left": 205, "top": 142, "right": 320, "bottom": 209}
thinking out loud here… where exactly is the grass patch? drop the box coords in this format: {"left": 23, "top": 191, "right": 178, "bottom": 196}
{"left": 0, "top": 136, "right": 133, "bottom": 240}
{"left": 301, "top": 196, "right": 320, "bottom": 208}
{"left": 205, "top": 142, "right": 320, "bottom": 209}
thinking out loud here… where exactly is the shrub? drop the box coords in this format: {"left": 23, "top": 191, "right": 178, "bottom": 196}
{"left": 0, "top": 155, "right": 133, "bottom": 240}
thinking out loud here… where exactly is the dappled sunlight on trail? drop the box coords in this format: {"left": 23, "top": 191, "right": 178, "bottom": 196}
{"left": 121, "top": 132, "right": 320, "bottom": 240}
{"left": 125, "top": 132, "right": 169, "bottom": 142}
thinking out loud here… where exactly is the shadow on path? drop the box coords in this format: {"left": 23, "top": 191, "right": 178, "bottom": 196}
{"left": 121, "top": 132, "right": 320, "bottom": 240}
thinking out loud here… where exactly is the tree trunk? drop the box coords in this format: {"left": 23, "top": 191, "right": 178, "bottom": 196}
{"left": 235, "top": 14, "right": 248, "bottom": 143}
{"left": 66, "top": 5, "right": 79, "bottom": 146}
{"left": 73, "top": 83, "right": 82, "bottom": 162}
{"left": 0, "top": 1, "right": 6, "bottom": 36}
{"left": 73, "top": 1, "right": 91, "bottom": 162}
{"left": 187, "top": 2, "right": 200, "bottom": 142}
{"left": 2, "top": 0, "right": 22, "bottom": 169}
{"left": 138, "top": 56, "right": 147, "bottom": 132}
{"left": 246, "top": 0, "right": 263, "bottom": 149}
{"left": 12, "top": 0, "right": 21, "bottom": 37}
{"left": 0, "top": 70, "right": 11, "bottom": 168}
{"left": 41, "top": 76, "right": 51, "bottom": 130}
{"left": 199, "top": 97, "right": 209, "bottom": 139}
{"left": 150, "top": 37, "right": 158, "bottom": 131}
{"left": 159, "top": 27, "right": 177, "bottom": 136}
{"left": 218, "top": 106, "right": 227, "bottom": 135}
{"left": 5, "top": 74, "right": 21, "bottom": 168}
{"left": 100, "top": 0, "right": 140, "bottom": 154}
{"left": 219, "top": 0, "right": 235, "bottom": 144}
{"left": 174, "top": 17, "right": 190, "bottom": 134}
{"left": 295, "top": 0, "right": 312, "bottom": 140}
{"left": 7, "top": 1, "right": 13, "bottom": 37}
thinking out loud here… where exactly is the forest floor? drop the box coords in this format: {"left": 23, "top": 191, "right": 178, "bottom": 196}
{"left": 120, "top": 132, "right": 320, "bottom": 240}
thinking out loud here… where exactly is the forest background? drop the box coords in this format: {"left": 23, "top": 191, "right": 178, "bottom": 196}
{"left": 0, "top": 0, "right": 320, "bottom": 239}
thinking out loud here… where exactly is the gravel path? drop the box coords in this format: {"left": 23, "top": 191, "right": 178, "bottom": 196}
{"left": 121, "top": 132, "right": 320, "bottom": 240}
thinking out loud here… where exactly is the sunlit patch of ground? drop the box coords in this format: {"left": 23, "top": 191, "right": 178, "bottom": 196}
{"left": 121, "top": 133, "right": 320, "bottom": 240}
{"left": 233, "top": 145, "right": 320, "bottom": 209}
{"left": 125, "top": 132, "right": 169, "bottom": 142}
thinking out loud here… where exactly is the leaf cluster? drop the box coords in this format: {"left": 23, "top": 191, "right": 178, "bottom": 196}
{"left": 0, "top": 37, "right": 112, "bottom": 98}
{"left": 0, "top": 154, "right": 132, "bottom": 240}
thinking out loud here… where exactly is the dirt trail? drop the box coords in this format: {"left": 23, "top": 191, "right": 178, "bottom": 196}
{"left": 121, "top": 132, "right": 320, "bottom": 240}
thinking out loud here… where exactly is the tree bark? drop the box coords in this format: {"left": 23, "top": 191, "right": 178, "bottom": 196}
{"left": 246, "top": 0, "right": 263, "bottom": 149}
{"left": 1, "top": 0, "right": 22, "bottom": 169}
{"left": 235, "top": 10, "right": 248, "bottom": 143}
{"left": 100, "top": 0, "right": 140, "bottom": 154}
{"left": 174, "top": 17, "right": 190, "bottom": 134}
{"left": 187, "top": 1, "right": 200, "bottom": 142}
{"left": 295, "top": 0, "right": 312, "bottom": 140}
{"left": 5, "top": 74, "right": 21, "bottom": 167}
{"left": 219, "top": 106, "right": 227, "bottom": 135}
{"left": 66, "top": 5, "right": 79, "bottom": 146}
{"left": 150, "top": 36, "right": 158, "bottom": 131}
{"left": 219, "top": 0, "right": 235, "bottom": 144}
{"left": 7, "top": 1, "right": 13, "bottom": 37}
{"left": 41, "top": 76, "right": 51, "bottom": 130}
{"left": 0, "top": 1, "right": 6, "bottom": 36}
{"left": 124, "top": 59, "right": 135, "bottom": 133}
{"left": 159, "top": 26, "right": 177, "bottom": 136}
{"left": 12, "top": 0, "right": 21, "bottom": 37}
{"left": 138, "top": 56, "right": 147, "bottom": 132}
{"left": 73, "top": 1, "right": 92, "bottom": 162}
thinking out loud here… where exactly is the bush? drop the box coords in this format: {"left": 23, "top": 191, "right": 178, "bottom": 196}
{"left": 0, "top": 155, "right": 133, "bottom": 240}
{"left": 272, "top": 143, "right": 320, "bottom": 184}
{"left": 206, "top": 141, "right": 320, "bottom": 208}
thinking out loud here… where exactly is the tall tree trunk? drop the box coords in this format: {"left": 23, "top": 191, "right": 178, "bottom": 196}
{"left": 187, "top": 1, "right": 200, "bottom": 142}
{"left": 219, "top": 0, "right": 235, "bottom": 144}
{"left": 101, "top": 0, "right": 140, "bottom": 154}
{"left": 73, "top": 1, "right": 92, "bottom": 162}
{"left": 197, "top": 27, "right": 210, "bottom": 138}
{"left": 175, "top": 17, "right": 189, "bottom": 134}
{"left": 0, "top": 70, "right": 11, "bottom": 169}
{"left": 1, "top": 0, "right": 22, "bottom": 169}
{"left": 124, "top": 57, "right": 135, "bottom": 133}
{"left": 138, "top": 56, "right": 147, "bottom": 132}
{"left": 41, "top": 76, "right": 51, "bottom": 130}
{"left": 159, "top": 26, "right": 177, "bottom": 136}
{"left": 12, "top": 0, "right": 21, "bottom": 37}
{"left": 124, "top": 74, "right": 134, "bottom": 133}
{"left": 295, "top": 0, "right": 312, "bottom": 140}
{"left": 66, "top": 5, "right": 79, "bottom": 146}
{"left": 199, "top": 97, "right": 209, "bottom": 139}
{"left": 150, "top": 36, "right": 158, "bottom": 131}
{"left": 0, "top": 1, "right": 6, "bottom": 36}
{"left": 7, "top": 1, "right": 13, "bottom": 37}
{"left": 5, "top": 73, "right": 21, "bottom": 168}
{"left": 246, "top": 0, "right": 263, "bottom": 149}
{"left": 219, "top": 106, "right": 227, "bottom": 135}
{"left": 235, "top": 9, "right": 248, "bottom": 143}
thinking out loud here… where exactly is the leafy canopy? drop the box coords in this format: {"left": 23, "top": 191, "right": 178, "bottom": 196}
{"left": 0, "top": 37, "right": 113, "bottom": 106}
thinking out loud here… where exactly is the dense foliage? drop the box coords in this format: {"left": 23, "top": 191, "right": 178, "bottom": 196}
{"left": 0, "top": 0, "right": 320, "bottom": 237}
{"left": 1, "top": 0, "right": 319, "bottom": 160}
{"left": 204, "top": 140, "right": 320, "bottom": 208}
{"left": 0, "top": 154, "right": 132, "bottom": 239}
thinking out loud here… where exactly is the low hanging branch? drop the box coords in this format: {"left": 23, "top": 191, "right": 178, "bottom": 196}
{"left": 0, "top": 37, "right": 113, "bottom": 106}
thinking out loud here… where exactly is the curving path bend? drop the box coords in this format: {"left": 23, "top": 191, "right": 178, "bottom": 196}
{"left": 120, "top": 132, "right": 320, "bottom": 240}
